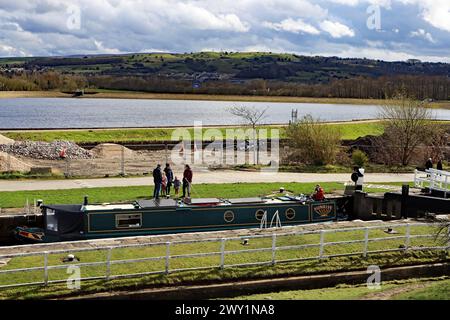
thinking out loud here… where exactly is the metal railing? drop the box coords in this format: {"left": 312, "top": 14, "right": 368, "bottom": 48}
{"left": 414, "top": 168, "right": 450, "bottom": 197}
{"left": 0, "top": 222, "right": 448, "bottom": 290}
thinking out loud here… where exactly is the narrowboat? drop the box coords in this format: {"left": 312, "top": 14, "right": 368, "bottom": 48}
{"left": 14, "top": 195, "right": 338, "bottom": 243}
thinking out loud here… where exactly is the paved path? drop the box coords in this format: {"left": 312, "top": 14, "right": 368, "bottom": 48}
{"left": 0, "top": 171, "right": 413, "bottom": 192}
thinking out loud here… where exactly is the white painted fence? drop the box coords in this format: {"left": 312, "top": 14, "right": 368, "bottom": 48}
{"left": 0, "top": 222, "right": 448, "bottom": 290}
{"left": 414, "top": 168, "right": 450, "bottom": 197}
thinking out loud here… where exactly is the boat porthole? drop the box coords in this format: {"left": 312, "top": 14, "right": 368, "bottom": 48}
{"left": 224, "top": 211, "right": 235, "bottom": 223}
{"left": 255, "top": 209, "right": 265, "bottom": 221}
{"left": 285, "top": 208, "right": 296, "bottom": 220}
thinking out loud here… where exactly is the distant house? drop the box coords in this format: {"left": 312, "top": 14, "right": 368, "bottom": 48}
{"left": 406, "top": 59, "right": 422, "bottom": 64}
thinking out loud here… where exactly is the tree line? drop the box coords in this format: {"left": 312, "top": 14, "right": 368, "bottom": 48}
{"left": 1, "top": 72, "right": 449, "bottom": 101}
{"left": 0, "top": 72, "right": 87, "bottom": 92}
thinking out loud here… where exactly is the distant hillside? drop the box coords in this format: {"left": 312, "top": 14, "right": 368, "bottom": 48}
{"left": 1, "top": 52, "right": 449, "bottom": 101}
{"left": 1, "top": 52, "right": 450, "bottom": 84}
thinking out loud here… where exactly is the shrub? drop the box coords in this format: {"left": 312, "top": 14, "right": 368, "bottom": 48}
{"left": 286, "top": 115, "right": 341, "bottom": 165}
{"left": 352, "top": 149, "right": 369, "bottom": 167}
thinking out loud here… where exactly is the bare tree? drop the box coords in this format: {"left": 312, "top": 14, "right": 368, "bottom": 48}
{"left": 378, "top": 94, "right": 436, "bottom": 166}
{"left": 227, "top": 106, "right": 268, "bottom": 164}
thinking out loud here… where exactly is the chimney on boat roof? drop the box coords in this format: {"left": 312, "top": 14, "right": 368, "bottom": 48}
{"left": 83, "top": 196, "right": 89, "bottom": 206}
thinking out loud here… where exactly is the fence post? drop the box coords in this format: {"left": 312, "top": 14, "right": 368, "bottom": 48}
{"left": 106, "top": 247, "right": 113, "bottom": 280}
{"left": 405, "top": 223, "right": 411, "bottom": 251}
{"left": 6, "top": 153, "right": 11, "bottom": 172}
{"left": 64, "top": 158, "right": 70, "bottom": 178}
{"left": 165, "top": 242, "right": 171, "bottom": 274}
{"left": 319, "top": 231, "right": 325, "bottom": 259}
{"left": 363, "top": 227, "right": 369, "bottom": 258}
{"left": 120, "top": 145, "right": 125, "bottom": 176}
{"left": 220, "top": 238, "right": 226, "bottom": 270}
{"left": 43, "top": 251, "right": 49, "bottom": 286}
{"left": 271, "top": 234, "right": 277, "bottom": 265}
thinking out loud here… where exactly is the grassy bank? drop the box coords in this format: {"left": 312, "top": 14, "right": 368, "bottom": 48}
{"left": 231, "top": 277, "right": 450, "bottom": 300}
{"left": 2, "top": 121, "right": 385, "bottom": 143}
{"left": 0, "top": 181, "right": 402, "bottom": 208}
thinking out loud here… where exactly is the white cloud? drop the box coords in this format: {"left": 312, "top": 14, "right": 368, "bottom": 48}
{"left": 419, "top": 0, "right": 450, "bottom": 33}
{"left": 0, "top": 0, "right": 448, "bottom": 62}
{"left": 399, "top": 0, "right": 450, "bottom": 32}
{"left": 320, "top": 20, "right": 355, "bottom": 38}
{"left": 0, "top": 43, "right": 27, "bottom": 57}
{"left": 311, "top": 45, "right": 450, "bottom": 63}
{"left": 328, "top": 0, "right": 392, "bottom": 8}
{"left": 168, "top": 3, "right": 250, "bottom": 32}
{"left": 410, "top": 29, "right": 435, "bottom": 43}
{"left": 93, "top": 40, "right": 122, "bottom": 54}
{"left": 263, "top": 18, "right": 320, "bottom": 35}
{"left": 330, "top": 0, "right": 359, "bottom": 6}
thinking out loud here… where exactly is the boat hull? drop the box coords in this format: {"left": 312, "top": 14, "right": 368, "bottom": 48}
{"left": 21, "top": 199, "right": 338, "bottom": 243}
{"left": 85, "top": 201, "right": 336, "bottom": 240}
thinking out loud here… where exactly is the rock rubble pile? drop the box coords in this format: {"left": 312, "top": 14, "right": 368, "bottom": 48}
{"left": 0, "top": 141, "right": 93, "bottom": 160}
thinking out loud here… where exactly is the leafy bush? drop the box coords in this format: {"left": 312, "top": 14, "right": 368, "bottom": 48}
{"left": 286, "top": 115, "right": 341, "bottom": 165}
{"left": 352, "top": 149, "right": 369, "bottom": 167}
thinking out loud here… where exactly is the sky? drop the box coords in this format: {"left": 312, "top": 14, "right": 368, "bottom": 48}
{"left": 0, "top": 0, "right": 449, "bottom": 62}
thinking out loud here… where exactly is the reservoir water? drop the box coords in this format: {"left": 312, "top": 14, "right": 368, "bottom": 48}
{"left": 1, "top": 98, "right": 450, "bottom": 129}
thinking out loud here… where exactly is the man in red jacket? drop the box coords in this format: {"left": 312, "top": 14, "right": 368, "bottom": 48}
{"left": 182, "top": 164, "right": 193, "bottom": 198}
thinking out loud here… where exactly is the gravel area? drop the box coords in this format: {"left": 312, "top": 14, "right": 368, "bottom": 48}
{"left": 0, "top": 141, "right": 93, "bottom": 160}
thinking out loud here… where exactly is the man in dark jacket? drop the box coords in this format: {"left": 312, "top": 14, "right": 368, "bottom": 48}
{"left": 182, "top": 164, "right": 193, "bottom": 198}
{"left": 425, "top": 158, "right": 433, "bottom": 171}
{"left": 153, "top": 164, "right": 162, "bottom": 199}
{"left": 164, "top": 163, "right": 174, "bottom": 196}
{"left": 437, "top": 159, "right": 443, "bottom": 171}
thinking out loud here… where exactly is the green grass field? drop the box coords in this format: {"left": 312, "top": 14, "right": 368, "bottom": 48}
{"left": 0, "top": 181, "right": 400, "bottom": 208}
{"left": 1, "top": 122, "right": 385, "bottom": 143}
{"left": 0, "top": 222, "right": 446, "bottom": 300}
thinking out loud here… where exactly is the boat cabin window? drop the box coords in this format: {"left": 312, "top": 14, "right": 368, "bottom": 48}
{"left": 46, "top": 209, "right": 58, "bottom": 232}
{"left": 116, "top": 214, "right": 142, "bottom": 229}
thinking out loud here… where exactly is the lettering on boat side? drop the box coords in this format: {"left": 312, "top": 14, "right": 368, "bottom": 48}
{"left": 312, "top": 204, "right": 334, "bottom": 216}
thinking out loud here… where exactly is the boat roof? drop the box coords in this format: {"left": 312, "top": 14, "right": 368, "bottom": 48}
{"left": 44, "top": 195, "right": 310, "bottom": 213}
{"left": 137, "top": 199, "right": 178, "bottom": 208}
{"left": 184, "top": 198, "right": 221, "bottom": 205}
{"left": 228, "top": 197, "right": 265, "bottom": 204}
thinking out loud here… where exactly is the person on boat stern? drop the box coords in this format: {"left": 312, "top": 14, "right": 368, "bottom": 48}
{"left": 183, "top": 164, "right": 193, "bottom": 198}
{"left": 164, "top": 163, "right": 174, "bottom": 196}
{"left": 312, "top": 184, "right": 325, "bottom": 201}
{"left": 153, "top": 164, "right": 163, "bottom": 199}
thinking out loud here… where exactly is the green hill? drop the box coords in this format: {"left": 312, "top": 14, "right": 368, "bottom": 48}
{"left": 2, "top": 52, "right": 450, "bottom": 84}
